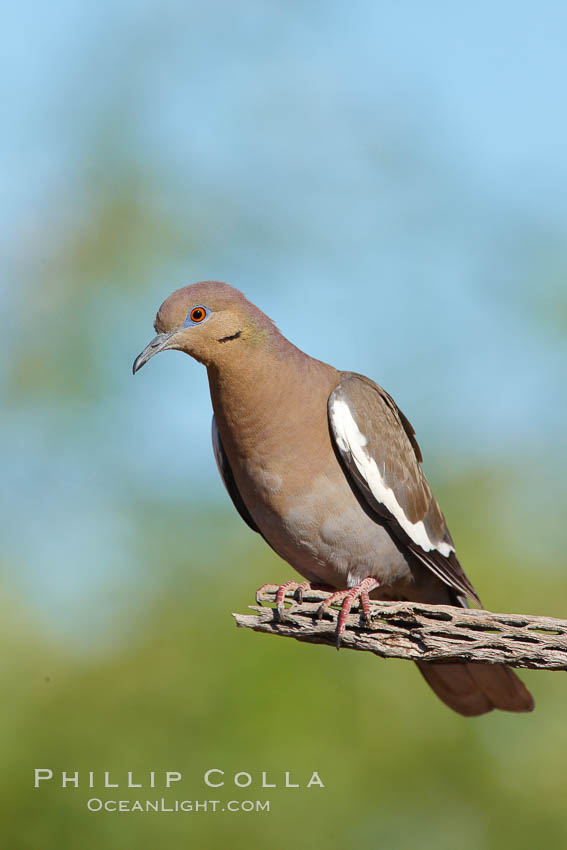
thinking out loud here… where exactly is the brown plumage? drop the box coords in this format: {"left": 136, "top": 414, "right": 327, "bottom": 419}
{"left": 133, "top": 280, "right": 534, "bottom": 716}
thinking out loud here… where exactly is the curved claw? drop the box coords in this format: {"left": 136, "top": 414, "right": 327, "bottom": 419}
{"left": 256, "top": 581, "right": 310, "bottom": 620}
{"left": 317, "top": 578, "right": 380, "bottom": 649}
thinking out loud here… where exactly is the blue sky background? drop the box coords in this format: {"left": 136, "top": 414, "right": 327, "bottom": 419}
{"left": 2, "top": 0, "right": 566, "bottom": 637}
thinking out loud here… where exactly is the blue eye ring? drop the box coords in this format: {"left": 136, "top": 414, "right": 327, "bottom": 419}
{"left": 183, "top": 305, "right": 209, "bottom": 327}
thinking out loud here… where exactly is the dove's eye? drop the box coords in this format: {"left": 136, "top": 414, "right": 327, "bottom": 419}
{"left": 184, "top": 305, "right": 209, "bottom": 326}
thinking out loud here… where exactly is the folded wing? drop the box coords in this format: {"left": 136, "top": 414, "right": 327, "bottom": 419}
{"left": 328, "top": 372, "right": 480, "bottom": 604}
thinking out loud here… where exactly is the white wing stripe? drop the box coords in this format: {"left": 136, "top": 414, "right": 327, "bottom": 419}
{"left": 330, "top": 398, "right": 454, "bottom": 558}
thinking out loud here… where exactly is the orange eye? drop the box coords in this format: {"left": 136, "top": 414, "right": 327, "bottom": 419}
{"left": 183, "top": 305, "right": 209, "bottom": 327}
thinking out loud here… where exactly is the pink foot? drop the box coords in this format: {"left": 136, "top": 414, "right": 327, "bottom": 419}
{"left": 317, "top": 577, "right": 380, "bottom": 648}
{"left": 256, "top": 580, "right": 311, "bottom": 620}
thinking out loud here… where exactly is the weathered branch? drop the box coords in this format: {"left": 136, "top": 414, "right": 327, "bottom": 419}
{"left": 233, "top": 587, "right": 567, "bottom": 670}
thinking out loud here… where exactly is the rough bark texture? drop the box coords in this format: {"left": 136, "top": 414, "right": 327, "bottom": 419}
{"left": 233, "top": 587, "right": 567, "bottom": 670}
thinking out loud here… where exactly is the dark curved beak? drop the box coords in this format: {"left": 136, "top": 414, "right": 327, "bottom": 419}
{"left": 132, "top": 330, "right": 178, "bottom": 375}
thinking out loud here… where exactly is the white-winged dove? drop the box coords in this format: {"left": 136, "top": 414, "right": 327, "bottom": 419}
{"left": 133, "top": 281, "right": 534, "bottom": 716}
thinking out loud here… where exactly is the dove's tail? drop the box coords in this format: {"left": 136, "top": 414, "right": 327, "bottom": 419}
{"left": 415, "top": 660, "right": 534, "bottom": 716}
{"left": 409, "top": 581, "right": 534, "bottom": 716}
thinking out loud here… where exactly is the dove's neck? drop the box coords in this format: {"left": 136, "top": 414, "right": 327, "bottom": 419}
{"left": 206, "top": 330, "right": 337, "bottom": 465}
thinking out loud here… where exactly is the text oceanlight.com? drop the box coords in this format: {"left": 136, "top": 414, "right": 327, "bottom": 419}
{"left": 87, "top": 798, "right": 270, "bottom": 813}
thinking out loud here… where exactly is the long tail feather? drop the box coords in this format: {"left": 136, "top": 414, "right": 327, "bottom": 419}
{"left": 416, "top": 661, "right": 534, "bottom": 716}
